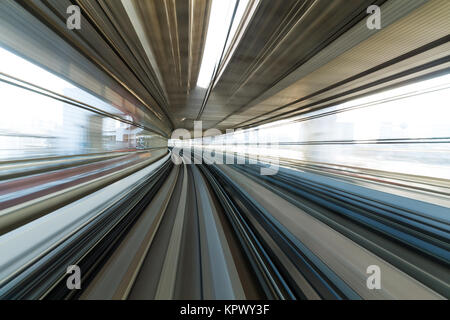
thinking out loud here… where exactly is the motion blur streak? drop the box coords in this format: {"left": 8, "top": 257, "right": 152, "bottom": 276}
{"left": 0, "top": 0, "right": 449, "bottom": 300}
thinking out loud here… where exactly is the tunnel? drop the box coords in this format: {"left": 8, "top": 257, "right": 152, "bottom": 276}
{"left": 0, "top": 0, "right": 449, "bottom": 304}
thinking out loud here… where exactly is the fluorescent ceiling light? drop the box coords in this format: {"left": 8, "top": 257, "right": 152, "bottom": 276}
{"left": 196, "top": 0, "right": 250, "bottom": 89}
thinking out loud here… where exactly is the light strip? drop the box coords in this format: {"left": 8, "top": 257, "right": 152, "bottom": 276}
{"left": 196, "top": 0, "right": 250, "bottom": 88}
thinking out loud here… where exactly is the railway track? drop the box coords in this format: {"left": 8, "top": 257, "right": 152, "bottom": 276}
{"left": 0, "top": 151, "right": 448, "bottom": 300}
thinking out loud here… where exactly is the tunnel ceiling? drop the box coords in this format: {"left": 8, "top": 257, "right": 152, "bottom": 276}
{"left": 8, "top": 0, "right": 450, "bottom": 136}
